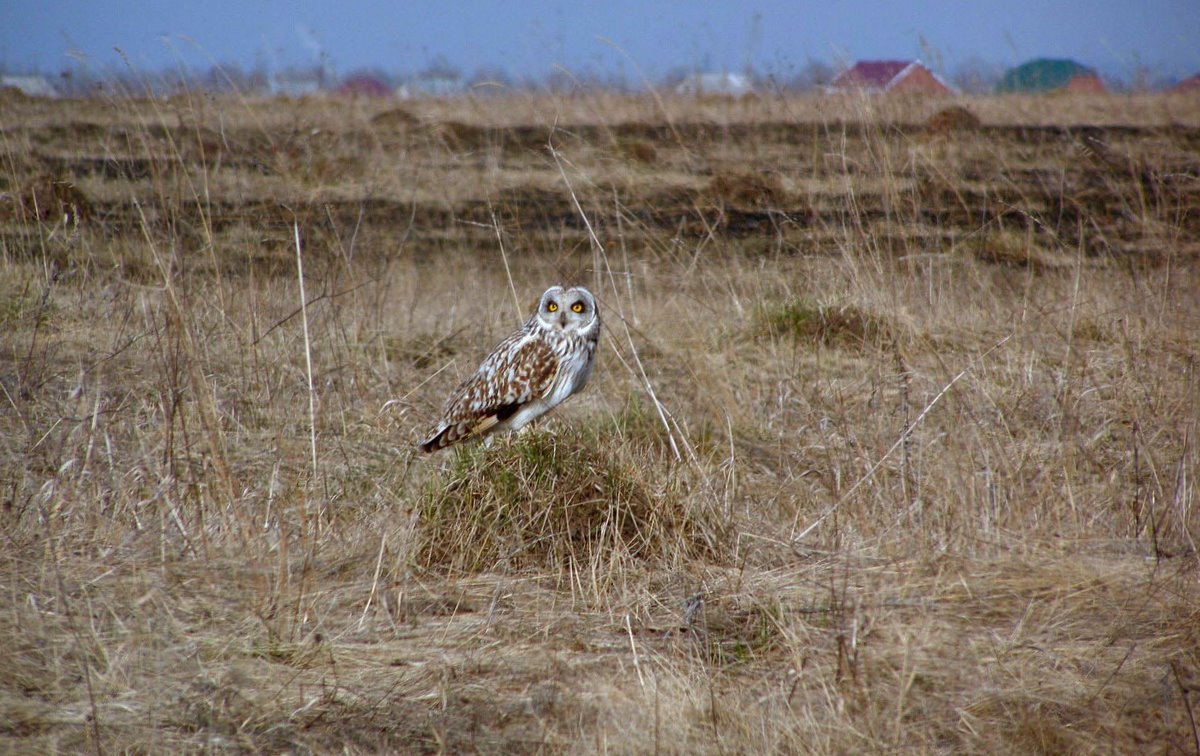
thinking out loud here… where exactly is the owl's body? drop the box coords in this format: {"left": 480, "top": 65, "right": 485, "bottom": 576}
{"left": 419, "top": 286, "right": 600, "bottom": 453}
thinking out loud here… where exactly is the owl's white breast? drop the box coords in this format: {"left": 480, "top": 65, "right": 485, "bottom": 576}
{"left": 554, "top": 344, "right": 595, "bottom": 401}
{"left": 500, "top": 337, "right": 594, "bottom": 434}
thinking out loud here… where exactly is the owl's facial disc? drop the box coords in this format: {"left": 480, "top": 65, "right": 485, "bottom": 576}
{"left": 537, "top": 286, "right": 592, "bottom": 332}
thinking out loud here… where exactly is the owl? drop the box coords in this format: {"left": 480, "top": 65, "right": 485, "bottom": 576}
{"left": 418, "top": 285, "right": 601, "bottom": 452}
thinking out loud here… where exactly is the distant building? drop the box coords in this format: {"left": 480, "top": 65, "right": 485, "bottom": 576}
{"left": 996, "top": 59, "right": 1107, "bottom": 94}
{"left": 0, "top": 75, "right": 57, "bottom": 98}
{"left": 1168, "top": 74, "right": 1200, "bottom": 94}
{"left": 395, "top": 75, "right": 465, "bottom": 99}
{"left": 270, "top": 71, "right": 323, "bottom": 98}
{"left": 675, "top": 72, "right": 754, "bottom": 96}
{"left": 827, "top": 60, "right": 953, "bottom": 95}
{"left": 335, "top": 74, "right": 391, "bottom": 98}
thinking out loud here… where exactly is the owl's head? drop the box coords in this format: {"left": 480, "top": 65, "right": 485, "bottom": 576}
{"left": 533, "top": 285, "right": 599, "bottom": 335}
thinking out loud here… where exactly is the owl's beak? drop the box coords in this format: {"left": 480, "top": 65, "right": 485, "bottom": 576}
{"left": 559, "top": 313, "right": 568, "bottom": 329}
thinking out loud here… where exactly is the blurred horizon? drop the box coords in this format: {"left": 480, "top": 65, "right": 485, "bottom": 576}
{"left": 3, "top": 1, "right": 1199, "bottom": 93}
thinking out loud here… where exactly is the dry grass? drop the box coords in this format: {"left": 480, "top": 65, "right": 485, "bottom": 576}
{"left": 926, "top": 104, "right": 983, "bottom": 135}
{"left": 415, "top": 429, "right": 724, "bottom": 575}
{"left": 1, "top": 88, "right": 1199, "bottom": 753}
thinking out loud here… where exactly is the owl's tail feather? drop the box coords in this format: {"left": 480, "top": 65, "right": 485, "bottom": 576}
{"left": 418, "top": 427, "right": 454, "bottom": 453}
{"left": 419, "top": 402, "right": 523, "bottom": 453}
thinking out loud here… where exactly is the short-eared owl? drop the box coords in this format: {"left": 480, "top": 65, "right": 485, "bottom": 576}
{"left": 419, "top": 285, "right": 600, "bottom": 452}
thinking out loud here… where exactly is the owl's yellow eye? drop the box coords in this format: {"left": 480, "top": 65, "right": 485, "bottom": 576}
{"left": 547, "top": 301, "right": 558, "bottom": 313}
{"left": 571, "top": 302, "right": 584, "bottom": 313}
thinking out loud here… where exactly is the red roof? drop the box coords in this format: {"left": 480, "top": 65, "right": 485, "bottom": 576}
{"left": 335, "top": 75, "right": 391, "bottom": 98}
{"left": 1170, "top": 74, "right": 1200, "bottom": 93}
{"left": 829, "top": 60, "right": 953, "bottom": 95}
{"left": 834, "top": 60, "right": 913, "bottom": 89}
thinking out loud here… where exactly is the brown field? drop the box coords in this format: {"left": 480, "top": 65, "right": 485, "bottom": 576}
{"left": 2, "top": 89, "right": 1200, "bottom": 753}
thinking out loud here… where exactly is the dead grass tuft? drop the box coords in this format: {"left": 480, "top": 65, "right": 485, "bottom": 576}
{"left": 706, "top": 169, "right": 787, "bottom": 210}
{"left": 755, "top": 298, "right": 895, "bottom": 349}
{"left": 681, "top": 592, "right": 787, "bottom": 667}
{"left": 0, "top": 276, "right": 55, "bottom": 328}
{"left": 926, "top": 104, "right": 982, "bottom": 135}
{"left": 611, "top": 138, "right": 659, "bottom": 164}
{"left": 415, "top": 428, "right": 720, "bottom": 574}
{"left": 369, "top": 107, "right": 420, "bottom": 129}
{"left": 0, "top": 86, "right": 30, "bottom": 103}
{"left": 964, "top": 228, "right": 1070, "bottom": 270}
{"left": 386, "top": 329, "right": 467, "bottom": 370}
{"left": 13, "top": 173, "right": 91, "bottom": 224}
{"left": 428, "top": 120, "right": 492, "bottom": 151}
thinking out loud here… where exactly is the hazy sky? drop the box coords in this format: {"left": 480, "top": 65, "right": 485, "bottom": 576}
{"left": 4, "top": 1, "right": 1199, "bottom": 81}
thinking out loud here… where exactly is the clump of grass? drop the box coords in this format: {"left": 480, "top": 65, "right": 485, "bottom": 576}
{"left": 428, "top": 120, "right": 490, "bottom": 150}
{"left": 386, "top": 330, "right": 465, "bottom": 369}
{"left": 0, "top": 85, "right": 30, "bottom": 104}
{"left": 415, "top": 428, "right": 720, "bottom": 574}
{"left": 261, "top": 132, "right": 363, "bottom": 186}
{"left": 755, "top": 298, "right": 893, "bottom": 349}
{"left": 15, "top": 174, "right": 91, "bottom": 224}
{"left": 610, "top": 393, "right": 728, "bottom": 459}
{"left": 964, "top": 228, "right": 1067, "bottom": 270}
{"left": 609, "top": 393, "right": 682, "bottom": 453}
{"left": 369, "top": 107, "right": 420, "bottom": 129}
{"left": 926, "top": 105, "right": 982, "bottom": 135}
{"left": 706, "top": 169, "right": 787, "bottom": 210}
{"left": 683, "top": 593, "right": 787, "bottom": 667}
{"left": 0, "top": 277, "right": 54, "bottom": 328}
{"left": 610, "top": 138, "right": 658, "bottom": 164}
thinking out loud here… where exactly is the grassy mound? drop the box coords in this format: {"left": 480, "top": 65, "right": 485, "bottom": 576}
{"left": 706, "top": 169, "right": 787, "bottom": 210}
{"left": 415, "top": 428, "right": 724, "bottom": 574}
{"left": 369, "top": 107, "right": 420, "bottom": 129}
{"left": 964, "top": 228, "right": 1069, "bottom": 270}
{"left": 927, "top": 105, "right": 982, "bottom": 135}
{"left": 611, "top": 137, "right": 659, "bottom": 164}
{"left": 755, "top": 298, "right": 895, "bottom": 350}
{"left": 16, "top": 174, "right": 91, "bottom": 224}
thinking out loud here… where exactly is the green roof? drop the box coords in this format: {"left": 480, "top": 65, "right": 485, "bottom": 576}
{"left": 996, "top": 58, "right": 1097, "bottom": 93}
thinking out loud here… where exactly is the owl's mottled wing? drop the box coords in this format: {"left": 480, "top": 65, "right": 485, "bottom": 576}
{"left": 419, "top": 333, "right": 559, "bottom": 452}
